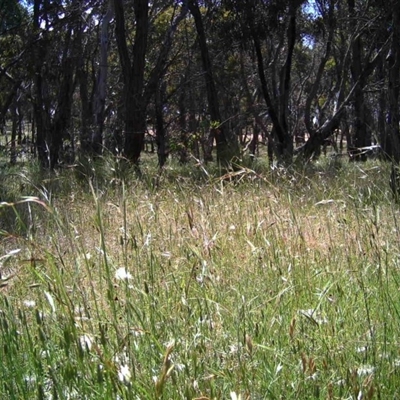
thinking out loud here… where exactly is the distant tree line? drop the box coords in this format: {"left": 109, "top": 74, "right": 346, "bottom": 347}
{"left": 0, "top": 0, "right": 399, "bottom": 170}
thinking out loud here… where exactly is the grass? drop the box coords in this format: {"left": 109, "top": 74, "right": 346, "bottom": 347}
{"left": 1, "top": 155, "right": 400, "bottom": 399}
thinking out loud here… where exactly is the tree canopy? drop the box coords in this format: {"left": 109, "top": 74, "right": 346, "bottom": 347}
{"left": 0, "top": 0, "right": 398, "bottom": 169}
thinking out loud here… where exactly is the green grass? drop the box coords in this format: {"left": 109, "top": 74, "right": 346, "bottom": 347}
{"left": 1, "top": 156, "right": 400, "bottom": 399}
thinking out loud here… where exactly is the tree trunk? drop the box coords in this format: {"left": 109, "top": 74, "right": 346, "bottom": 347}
{"left": 17, "top": 104, "right": 23, "bottom": 145}
{"left": 155, "top": 82, "right": 168, "bottom": 167}
{"left": 246, "top": 1, "right": 296, "bottom": 165}
{"left": 114, "top": 0, "right": 187, "bottom": 165}
{"left": 33, "top": 73, "right": 49, "bottom": 168}
{"left": 377, "top": 52, "right": 388, "bottom": 158}
{"left": 187, "top": 0, "right": 239, "bottom": 165}
{"left": 10, "top": 100, "right": 17, "bottom": 164}
{"left": 92, "top": 0, "right": 114, "bottom": 155}
{"left": 49, "top": 56, "right": 75, "bottom": 168}
{"left": 387, "top": 7, "right": 400, "bottom": 162}
{"left": 299, "top": 11, "right": 390, "bottom": 161}
{"left": 347, "top": 0, "right": 369, "bottom": 161}
{"left": 77, "top": 54, "right": 93, "bottom": 155}
{"left": 178, "top": 73, "right": 189, "bottom": 164}
{"left": 32, "top": 0, "right": 51, "bottom": 167}
{"left": 277, "top": 1, "right": 298, "bottom": 159}
{"left": 116, "top": 0, "right": 148, "bottom": 163}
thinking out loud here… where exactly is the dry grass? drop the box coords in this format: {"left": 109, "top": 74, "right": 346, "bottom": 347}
{"left": 1, "top": 158, "right": 400, "bottom": 398}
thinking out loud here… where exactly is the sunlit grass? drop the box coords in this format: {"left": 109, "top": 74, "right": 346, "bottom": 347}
{"left": 1, "top": 156, "right": 400, "bottom": 399}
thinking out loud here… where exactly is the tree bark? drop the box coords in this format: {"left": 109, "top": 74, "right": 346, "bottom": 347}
{"left": 114, "top": 0, "right": 187, "bottom": 164}
{"left": 113, "top": 0, "right": 148, "bottom": 164}
{"left": 298, "top": 13, "right": 391, "bottom": 161}
{"left": 92, "top": 0, "right": 114, "bottom": 155}
{"left": 387, "top": 7, "right": 400, "bottom": 162}
{"left": 155, "top": 82, "right": 168, "bottom": 167}
{"left": 10, "top": 99, "right": 17, "bottom": 164}
{"left": 32, "top": 0, "right": 48, "bottom": 167}
{"left": 187, "top": 0, "right": 239, "bottom": 165}
{"left": 245, "top": 0, "right": 299, "bottom": 165}
{"left": 347, "top": 0, "right": 369, "bottom": 161}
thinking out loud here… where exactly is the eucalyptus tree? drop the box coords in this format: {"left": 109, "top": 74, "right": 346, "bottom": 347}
{"left": 91, "top": 0, "right": 114, "bottom": 155}
{"left": 222, "top": 0, "right": 306, "bottom": 165}
{"left": 347, "top": 0, "right": 369, "bottom": 159}
{"left": 30, "top": 0, "right": 98, "bottom": 168}
{"left": 296, "top": 0, "right": 392, "bottom": 161}
{"left": 113, "top": 0, "right": 188, "bottom": 165}
{"left": 186, "top": 0, "right": 240, "bottom": 164}
{"left": 383, "top": 2, "right": 400, "bottom": 162}
{"left": 0, "top": 0, "right": 28, "bottom": 132}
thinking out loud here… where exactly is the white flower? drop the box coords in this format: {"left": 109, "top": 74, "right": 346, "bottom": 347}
{"left": 175, "top": 363, "right": 185, "bottom": 372}
{"left": 118, "top": 364, "right": 131, "bottom": 383}
{"left": 393, "top": 358, "right": 400, "bottom": 368}
{"left": 229, "top": 344, "right": 239, "bottom": 354}
{"left": 115, "top": 267, "right": 132, "bottom": 280}
{"left": 144, "top": 233, "right": 152, "bottom": 247}
{"left": 23, "top": 300, "right": 36, "bottom": 308}
{"left": 357, "top": 365, "right": 375, "bottom": 376}
{"left": 230, "top": 392, "right": 243, "bottom": 400}
{"left": 74, "top": 306, "right": 89, "bottom": 320}
{"left": 23, "top": 374, "right": 36, "bottom": 385}
{"left": 275, "top": 363, "right": 283, "bottom": 374}
{"left": 79, "top": 334, "right": 93, "bottom": 351}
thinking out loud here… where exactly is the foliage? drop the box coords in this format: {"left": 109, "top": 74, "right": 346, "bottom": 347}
{"left": 1, "top": 158, "right": 400, "bottom": 398}
{"left": 0, "top": 0, "right": 397, "bottom": 169}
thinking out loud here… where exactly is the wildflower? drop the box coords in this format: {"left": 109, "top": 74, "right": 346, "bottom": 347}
{"left": 23, "top": 300, "right": 36, "bottom": 308}
{"left": 144, "top": 233, "right": 152, "bottom": 247}
{"left": 115, "top": 267, "right": 132, "bottom": 280}
{"left": 276, "top": 363, "right": 283, "bottom": 374}
{"left": 230, "top": 392, "right": 243, "bottom": 400}
{"left": 118, "top": 364, "right": 131, "bottom": 384}
{"left": 23, "top": 374, "right": 36, "bottom": 385}
{"left": 79, "top": 334, "right": 93, "bottom": 351}
{"left": 357, "top": 365, "right": 375, "bottom": 376}
{"left": 229, "top": 344, "right": 239, "bottom": 354}
{"left": 74, "top": 306, "right": 89, "bottom": 321}
{"left": 393, "top": 358, "right": 400, "bottom": 368}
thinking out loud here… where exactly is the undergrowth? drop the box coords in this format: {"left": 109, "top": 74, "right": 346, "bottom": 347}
{"left": 1, "top": 155, "right": 400, "bottom": 399}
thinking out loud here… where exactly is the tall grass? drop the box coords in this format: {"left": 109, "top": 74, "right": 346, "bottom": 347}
{"left": 1, "top": 157, "right": 400, "bottom": 399}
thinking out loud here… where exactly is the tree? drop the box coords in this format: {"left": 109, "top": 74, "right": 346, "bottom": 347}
{"left": 0, "top": 0, "right": 27, "bottom": 132}
{"left": 186, "top": 0, "right": 239, "bottom": 165}
{"left": 29, "top": 0, "right": 95, "bottom": 168}
{"left": 223, "top": 0, "right": 305, "bottom": 165}
{"left": 91, "top": 0, "right": 114, "bottom": 156}
{"left": 113, "top": 0, "right": 188, "bottom": 165}
{"left": 297, "top": 0, "right": 391, "bottom": 161}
